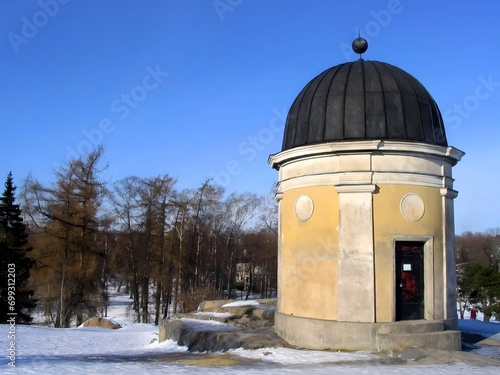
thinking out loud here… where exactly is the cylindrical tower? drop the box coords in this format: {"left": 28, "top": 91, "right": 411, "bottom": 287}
{"left": 269, "top": 40, "right": 464, "bottom": 351}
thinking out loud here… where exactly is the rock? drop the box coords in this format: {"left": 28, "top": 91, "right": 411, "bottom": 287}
{"left": 251, "top": 307, "right": 275, "bottom": 321}
{"left": 217, "top": 306, "right": 254, "bottom": 317}
{"left": 82, "top": 317, "right": 121, "bottom": 329}
{"left": 160, "top": 319, "right": 289, "bottom": 352}
{"left": 254, "top": 299, "right": 277, "bottom": 307}
{"left": 198, "top": 300, "right": 236, "bottom": 311}
{"left": 159, "top": 298, "right": 279, "bottom": 351}
{"left": 400, "top": 348, "right": 427, "bottom": 361}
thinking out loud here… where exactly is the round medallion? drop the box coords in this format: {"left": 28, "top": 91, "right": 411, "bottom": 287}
{"left": 295, "top": 195, "right": 314, "bottom": 222}
{"left": 400, "top": 193, "right": 425, "bottom": 222}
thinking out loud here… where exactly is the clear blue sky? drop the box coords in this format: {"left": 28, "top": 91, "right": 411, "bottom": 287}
{"left": 1, "top": 0, "right": 499, "bottom": 234}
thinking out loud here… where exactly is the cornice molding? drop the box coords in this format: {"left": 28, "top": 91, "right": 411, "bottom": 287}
{"left": 269, "top": 140, "right": 465, "bottom": 170}
{"left": 440, "top": 188, "right": 459, "bottom": 199}
{"left": 335, "top": 184, "right": 377, "bottom": 194}
{"left": 277, "top": 171, "right": 448, "bottom": 193}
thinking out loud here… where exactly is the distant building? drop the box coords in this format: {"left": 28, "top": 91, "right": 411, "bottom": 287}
{"left": 268, "top": 38, "right": 464, "bottom": 351}
{"left": 235, "top": 262, "right": 251, "bottom": 289}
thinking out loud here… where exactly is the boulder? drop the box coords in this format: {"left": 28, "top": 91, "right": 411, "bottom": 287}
{"left": 198, "top": 300, "right": 236, "bottom": 311}
{"left": 251, "top": 307, "right": 275, "bottom": 321}
{"left": 161, "top": 319, "right": 288, "bottom": 352}
{"left": 82, "top": 317, "right": 122, "bottom": 329}
{"left": 216, "top": 306, "right": 255, "bottom": 317}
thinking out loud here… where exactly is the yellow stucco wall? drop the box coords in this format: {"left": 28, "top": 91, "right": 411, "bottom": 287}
{"left": 279, "top": 186, "right": 339, "bottom": 320}
{"left": 373, "top": 184, "right": 444, "bottom": 322}
{"left": 279, "top": 183, "right": 445, "bottom": 323}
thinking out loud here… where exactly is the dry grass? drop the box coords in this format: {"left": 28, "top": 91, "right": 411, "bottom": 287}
{"left": 177, "top": 353, "right": 259, "bottom": 367}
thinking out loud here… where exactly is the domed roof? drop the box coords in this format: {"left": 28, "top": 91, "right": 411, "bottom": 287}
{"left": 282, "top": 59, "right": 448, "bottom": 151}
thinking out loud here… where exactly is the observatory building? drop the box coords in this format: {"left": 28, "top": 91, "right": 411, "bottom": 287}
{"left": 268, "top": 38, "right": 464, "bottom": 351}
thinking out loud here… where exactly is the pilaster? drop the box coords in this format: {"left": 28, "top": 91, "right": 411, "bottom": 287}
{"left": 335, "top": 184, "right": 377, "bottom": 322}
{"left": 441, "top": 188, "right": 459, "bottom": 319}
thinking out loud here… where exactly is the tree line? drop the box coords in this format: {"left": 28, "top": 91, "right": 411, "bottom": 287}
{"left": 456, "top": 230, "right": 500, "bottom": 321}
{"left": 4, "top": 146, "right": 277, "bottom": 327}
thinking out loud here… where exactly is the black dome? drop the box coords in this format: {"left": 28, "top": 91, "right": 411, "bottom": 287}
{"left": 282, "top": 60, "right": 447, "bottom": 151}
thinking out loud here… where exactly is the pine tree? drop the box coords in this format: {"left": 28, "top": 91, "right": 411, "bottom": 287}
{"left": 0, "top": 172, "right": 36, "bottom": 323}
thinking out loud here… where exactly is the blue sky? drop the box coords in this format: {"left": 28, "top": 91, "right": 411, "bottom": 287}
{"left": 0, "top": 0, "right": 499, "bottom": 234}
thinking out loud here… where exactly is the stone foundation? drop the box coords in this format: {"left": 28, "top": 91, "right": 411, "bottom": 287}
{"left": 275, "top": 312, "right": 461, "bottom": 352}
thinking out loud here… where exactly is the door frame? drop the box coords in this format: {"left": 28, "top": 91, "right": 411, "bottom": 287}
{"left": 395, "top": 241, "right": 425, "bottom": 320}
{"left": 391, "top": 236, "right": 434, "bottom": 321}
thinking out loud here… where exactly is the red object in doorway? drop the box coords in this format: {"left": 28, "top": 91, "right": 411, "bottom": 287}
{"left": 470, "top": 308, "right": 477, "bottom": 320}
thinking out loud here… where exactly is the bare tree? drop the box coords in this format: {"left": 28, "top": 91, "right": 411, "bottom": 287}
{"left": 221, "top": 192, "right": 260, "bottom": 298}
{"left": 110, "top": 175, "right": 176, "bottom": 323}
{"left": 21, "top": 146, "right": 107, "bottom": 327}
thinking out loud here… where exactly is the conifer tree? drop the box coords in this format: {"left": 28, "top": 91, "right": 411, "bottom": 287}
{"left": 22, "top": 147, "right": 107, "bottom": 327}
{"left": 0, "top": 172, "right": 36, "bottom": 323}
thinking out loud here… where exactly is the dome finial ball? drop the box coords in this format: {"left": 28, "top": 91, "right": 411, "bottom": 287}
{"left": 352, "top": 37, "right": 368, "bottom": 54}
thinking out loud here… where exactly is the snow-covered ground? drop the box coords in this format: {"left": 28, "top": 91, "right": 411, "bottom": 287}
{"left": 1, "top": 291, "right": 499, "bottom": 374}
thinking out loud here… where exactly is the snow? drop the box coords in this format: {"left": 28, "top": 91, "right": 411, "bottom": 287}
{"left": 458, "top": 319, "right": 500, "bottom": 359}
{"left": 1, "top": 292, "right": 499, "bottom": 374}
{"left": 192, "top": 311, "right": 234, "bottom": 319}
{"left": 461, "top": 309, "right": 499, "bottom": 323}
{"left": 231, "top": 347, "right": 378, "bottom": 364}
{"left": 488, "top": 332, "right": 500, "bottom": 340}
{"left": 180, "top": 318, "right": 239, "bottom": 331}
{"left": 221, "top": 300, "right": 261, "bottom": 307}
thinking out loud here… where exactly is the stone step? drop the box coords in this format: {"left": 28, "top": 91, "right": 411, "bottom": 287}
{"left": 377, "top": 320, "right": 444, "bottom": 335}
{"left": 377, "top": 330, "right": 462, "bottom": 352}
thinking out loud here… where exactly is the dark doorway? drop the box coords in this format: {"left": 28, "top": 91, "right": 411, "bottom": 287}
{"left": 396, "top": 241, "right": 424, "bottom": 320}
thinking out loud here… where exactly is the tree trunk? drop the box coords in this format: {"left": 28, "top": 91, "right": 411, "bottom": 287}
{"left": 458, "top": 301, "right": 465, "bottom": 319}
{"left": 76, "top": 307, "right": 83, "bottom": 327}
{"left": 245, "top": 264, "right": 253, "bottom": 300}
{"left": 141, "top": 277, "right": 149, "bottom": 323}
{"left": 154, "top": 280, "right": 161, "bottom": 325}
{"left": 164, "top": 250, "right": 174, "bottom": 319}
{"left": 117, "top": 278, "right": 123, "bottom": 293}
{"left": 131, "top": 272, "right": 140, "bottom": 322}
{"left": 163, "top": 287, "right": 171, "bottom": 319}
{"left": 57, "top": 250, "right": 68, "bottom": 328}
{"left": 173, "top": 273, "right": 180, "bottom": 315}
{"left": 173, "top": 206, "right": 185, "bottom": 315}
